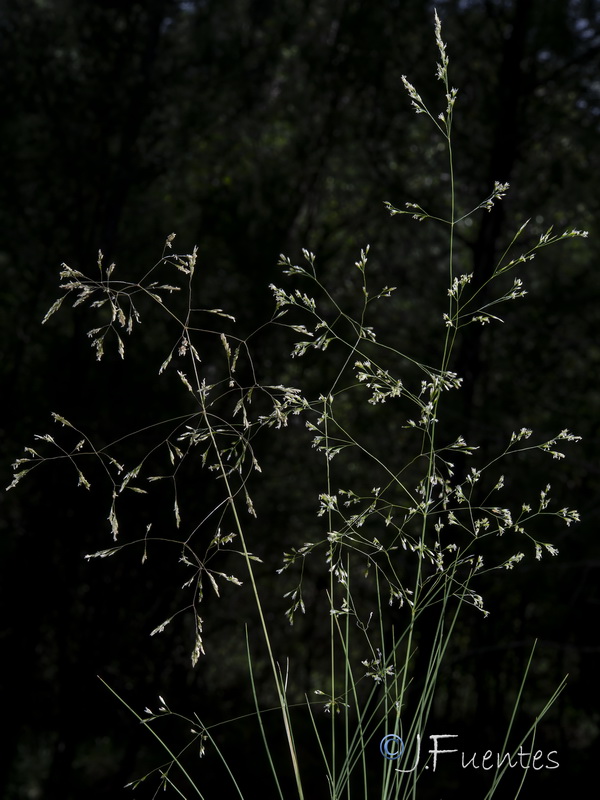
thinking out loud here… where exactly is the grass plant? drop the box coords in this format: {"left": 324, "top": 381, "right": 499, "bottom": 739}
{"left": 9, "top": 12, "right": 586, "bottom": 799}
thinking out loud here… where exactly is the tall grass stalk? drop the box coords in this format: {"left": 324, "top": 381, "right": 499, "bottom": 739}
{"left": 9, "top": 12, "right": 585, "bottom": 799}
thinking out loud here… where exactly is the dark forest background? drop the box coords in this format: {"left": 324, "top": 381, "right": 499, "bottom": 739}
{"left": 1, "top": 1, "right": 599, "bottom": 798}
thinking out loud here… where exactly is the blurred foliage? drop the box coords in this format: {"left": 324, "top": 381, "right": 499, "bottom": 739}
{"left": 1, "top": 0, "right": 599, "bottom": 797}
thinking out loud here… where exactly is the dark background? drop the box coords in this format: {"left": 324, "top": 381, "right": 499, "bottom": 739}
{"left": 1, "top": 1, "right": 599, "bottom": 797}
